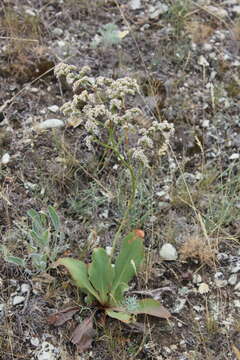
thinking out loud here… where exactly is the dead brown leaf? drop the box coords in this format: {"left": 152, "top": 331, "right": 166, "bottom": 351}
{"left": 71, "top": 315, "right": 96, "bottom": 353}
{"left": 47, "top": 306, "right": 79, "bottom": 326}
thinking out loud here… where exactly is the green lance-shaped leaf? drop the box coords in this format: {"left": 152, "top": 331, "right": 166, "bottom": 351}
{"left": 133, "top": 298, "right": 171, "bottom": 319}
{"left": 110, "top": 232, "right": 144, "bottom": 305}
{"left": 57, "top": 258, "right": 101, "bottom": 302}
{"left": 48, "top": 206, "right": 61, "bottom": 232}
{"left": 106, "top": 309, "right": 134, "bottom": 323}
{"left": 88, "top": 248, "right": 114, "bottom": 305}
{"left": 6, "top": 256, "right": 26, "bottom": 267}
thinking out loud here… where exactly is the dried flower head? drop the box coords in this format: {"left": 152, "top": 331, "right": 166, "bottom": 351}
{"left": 55, "top": 63, "right": 174, "bottom": 168}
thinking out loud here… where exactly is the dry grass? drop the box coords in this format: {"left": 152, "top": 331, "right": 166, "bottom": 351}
{"left": 179, "top": 235, "right": 218, "bottom": 266}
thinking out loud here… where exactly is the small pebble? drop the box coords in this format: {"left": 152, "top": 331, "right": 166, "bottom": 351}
{"left": 230, "top": 261, "right": 240, "bottom": 273}
{"left": 159, "top": 243, "right": 178, "bottom": 261}
{"left": 229, "top": 153, "right": 239, "bottom": 160}
{"left": 1, "top": 153, "right": 10, "bottom": 164}
{"left": 228, "top": 274, "right": 238, "bottom": 286}
{"left": 48, "top": 105, "right": 59, "bottom": 113}
{"left": 52, "top": 28, "right": 63, "bottom": 36}
{"left": 21, "top": 283, "right": 30, "bottom": 294}
{"left": 12, "top": 296, "right": 25, "bottom": 306}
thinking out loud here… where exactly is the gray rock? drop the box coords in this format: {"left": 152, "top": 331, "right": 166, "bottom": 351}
{"left": 160, "top": 243, "right": 178, "bottom": 261}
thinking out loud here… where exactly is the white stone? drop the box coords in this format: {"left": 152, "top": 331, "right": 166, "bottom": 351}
{"left": 21, "top": 283, "right": 30, "bottom": 294}
{"left": 36, "top": 119, "right": 65, "bottom": 130}
{"left": 1, "top": 153, "right": 10, "bottom": 164}
{"left": 202, "top": 119, "right": 209, "bottom": 128}
{"left": 12, "top": 296, "right": 25, "bottom": 306}
{"left": 229, "top": 153, "right": 239, "bottom": 160}
{"left": 233, "top": 299, "right": 240, "bottom": 308}
{"left": 203, "top": 43, "right": 212, "bottom": 51}
{"left": 159, "top": 243, "right": 178, "bottom": 261}
{"left": 48, "top": 105, "right": 59, "bottom": 113}
{"left": 57, "top": 40, "right": 66, "bottom": 48}
{"left": 25, "top": 8, "right": 37, "bottom": 16}
{"left": 198, "top": 55, "right": 209, "bottom": 67}
{"left": 52, "top": 28, "right": 63, "bottom": 36}
{"left": 130, "top": 0, "right": 142, "bottom": 10}
{"left": 30, "top": 337, "right": 40, "bottom": 347}
{"left": 228, "top": 274, "right": 238, "bottom": 285}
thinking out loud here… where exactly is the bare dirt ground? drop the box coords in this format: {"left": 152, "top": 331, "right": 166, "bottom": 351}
{"left": 0, "top": 1, "right": 240, "bottom": 359}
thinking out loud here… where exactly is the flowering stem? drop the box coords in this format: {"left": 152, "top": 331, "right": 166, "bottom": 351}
{"left": 93, "top": 136, "right": 137, "bottom": 258}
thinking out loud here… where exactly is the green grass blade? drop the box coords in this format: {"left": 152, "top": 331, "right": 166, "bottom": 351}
{"left": 48, "top": 206, "right": 61, "bottom": 232}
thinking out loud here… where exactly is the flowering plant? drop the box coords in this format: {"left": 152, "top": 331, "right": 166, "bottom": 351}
{"left": 55, "top": 63, "right": 174, "bottom": 169}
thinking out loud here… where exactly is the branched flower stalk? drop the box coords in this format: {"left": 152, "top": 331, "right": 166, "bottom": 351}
{"left": 55, "top": 63, "right": 174, "bottom": 254}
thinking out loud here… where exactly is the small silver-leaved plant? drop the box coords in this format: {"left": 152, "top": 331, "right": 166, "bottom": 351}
{"left": 122, "top": 295, "right": 140, "bottom": 313}
{"left": 55, "top": 63, "right": 174, "bottom": 168}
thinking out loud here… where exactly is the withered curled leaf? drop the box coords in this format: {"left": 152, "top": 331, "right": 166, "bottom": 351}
{"left": 71, "top": 315, "right": 96, "bottom": 353}
{"left": 47, "top": 306, "right": 79, "bottom": 326}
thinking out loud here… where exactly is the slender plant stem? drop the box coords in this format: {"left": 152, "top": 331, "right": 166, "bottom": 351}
{"left": 93, "top": 133, "right": 137, "bottom": 258}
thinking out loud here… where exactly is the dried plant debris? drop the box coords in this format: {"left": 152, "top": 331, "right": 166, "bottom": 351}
{"left": 70, "top": 315, "right": 96, "bottom": 353}
{"left": 47, "top": 306, "right": 80, "bottom": 326}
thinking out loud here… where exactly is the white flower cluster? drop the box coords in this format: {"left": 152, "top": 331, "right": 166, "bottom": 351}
{"left": 55, "top": 63, "right": 174, "bottom": 167}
